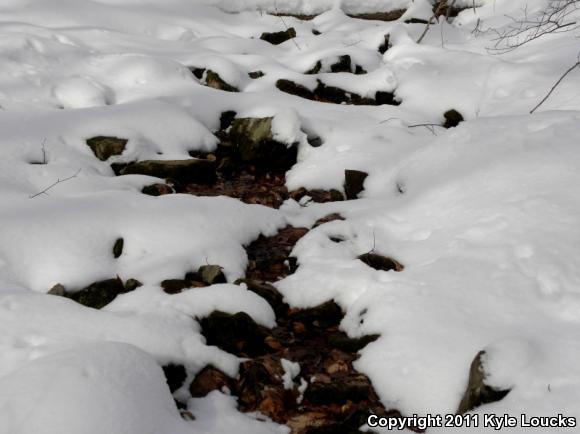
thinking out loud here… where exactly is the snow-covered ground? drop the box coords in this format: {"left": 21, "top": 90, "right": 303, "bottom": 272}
{"left": 0, "top": 0, "right": 579, "bottom": 432}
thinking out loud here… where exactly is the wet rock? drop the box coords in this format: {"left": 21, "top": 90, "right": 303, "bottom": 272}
{"left": 120, "top": 159, "right": 217, "bottom": 184}
{"left": 358, "top": 253, "right": 404, "bottom": 272}
{"left": 348, "top": 9, "right": 406, "bottom": 21}
{"left": 304, "top": 376, "right": 372, "bottom": 405}
{"left": 198, "top": 265, "right": 227, "bottom": 285}
{"left": 112, "top": 237, "right": 124, "bottom": 258}
{"left": 162, "top": 363, "right": 187, "bottom": 393}
{"left": 260, "top": 27, "right": 297, "bottom": 45}
{"left": 200, "top": 311, "right": 271, "bottom": 357}
{"left": 328, "top": 332, "right": 380, "bottom": 353}
{"left": 235, "top": 279, "right": 288, "bottom": 317}
{"left": 161, "top": 279, "right": 190, "bottom": 294}
{"left": 379, "top": 34, "right": 391, "bottom": 54}
{"left": 276, "top": 79, "right": 315, "bottom": 100}
{"left": 141, "top": 183, "right": 174, "bottom": 196}
{"left": 229, "top": 117, "right": 298, "bottom": 171}
{"left": 457, "top": 351, "right": 511, "bottom": 414}
{"left": 248, "top": 71, "right": 265, "bottom": 79}
{"left": 219, "top": 110, "right": 237, "bottom": 131}
{"left": 190, "top": 365, "right": 232, "bottom": 397}
{"left": 443, "top": 109, "right": 464, "bottom": 128}
{"left": 69, "top": 277, "right": 127, "bottom": 309}
{"left": 289, "top": 301, "right": 343, "bottom": 329}
{"left": 47, "top": 283, "right": 66, "bottom": 296}
{"left": 205, "top": 70, "right": 238, "bottom": 92}
{"left": 86, "top": 136, "right": 128, "bottom": 161}
{"left": 344, "top": 169, "right": 368, "bottom": 200}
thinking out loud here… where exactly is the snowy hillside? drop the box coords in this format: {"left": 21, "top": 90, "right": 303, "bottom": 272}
{"left": 0, "top": 0, "right": 579, "bottom": 433}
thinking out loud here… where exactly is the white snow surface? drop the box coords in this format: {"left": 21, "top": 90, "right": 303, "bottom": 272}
{"left": 0, "top": 0, "right": 579, "bottom": 432}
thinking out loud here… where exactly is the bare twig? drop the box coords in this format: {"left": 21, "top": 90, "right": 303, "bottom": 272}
{"left": 29, "top": 169, "right": 81, "bottom": 198}
{"left": 275, "top": 1, "right": 301, "bottom": 50}
{"left": 530, "top": 59, "right": 580, "bottom": 113}
{"left": 408, "top": 123, "right": 445, "bottom": 135}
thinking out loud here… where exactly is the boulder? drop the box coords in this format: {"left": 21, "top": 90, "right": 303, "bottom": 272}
{"left": 199, "top": 311, "right": 271, "bottom": 357}
{"left": 260, "top": 27, "right": 297, "bottom": 45}
{"left": 86, "top": 136, "right": 127, "bottom": 161}
{"left": 457, "top": 351, "right": 511, "bottom": 414}
{"left": 357, "top": 253, "right": 404, "bottom": 272}
{"left": 344, "top": 169, "right": 368, "bottom": 200}
{"left": 443, "top": 109, "right": 464, "bottom": 128}
{"left": 229, "top": 117, "right": 298, "bottom": 171}
{"left": 120, "top": 159, "right": 217, "bottom": 184}
{"left": 190, "top": 365, "right": 232, "bottom": 397}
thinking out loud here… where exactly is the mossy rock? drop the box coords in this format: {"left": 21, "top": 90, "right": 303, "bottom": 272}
{"left": 358, "top": 253, "right": 404, "bottom": 272}
{"left": 260, "top": 27, "right": 297, "bottom": 45}
{"left": 69, "top": 277, "right": 127, "bottom": 309}
{"left": 121, "top": 159, "right": 217, "bottom": 184}
{"left": 443, "top": 109, "right": 464, "bottom": 128}
{"left": 199, "top": 311, "right": 271, "bottom": 357}
{"left": 229, "top": 117, "right": 298, "bottom": 171}
{"left": 205, "top": 70, "right": 238, "bottom": 92}
{"left": 198, "top": 265, "right": 226, "bottom": 285}
{"left": 86, "top": 136, "right": 128, "bottom": 161}
{"left": 457, "top": 351, "right": 511, "bottom": 414}
{"left": 344, "top": 169, "right": 368, "bottom": 200}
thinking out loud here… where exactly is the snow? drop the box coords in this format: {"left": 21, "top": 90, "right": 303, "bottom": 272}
{"left": 0, "top": 0, "right": 579, "bottom": 432}
{"left": 280, "top": 358, "right": 301, "bottom": 390}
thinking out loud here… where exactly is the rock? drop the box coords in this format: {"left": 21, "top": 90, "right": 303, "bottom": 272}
{"left": 358, "top": 253, "right": 404, "bottom": 272}
{"left": 443, "top": 109, "right": 464, "bottom": 128}
{"left": 190, "top": 67, "right": 206, "bottom": 79}
{"left": 112, "top": 237, "right": 124, "bottom": 258}
{"left": 161, "top": 279, "right": 190, "bottom": 294}
{"left": 307, "top": 135, "right": 323, "bottom": 147}
{"left": 312, "top": 29, "right": 321, "bottom": 35}
{"left": 344, "top": 169, "right": 368, "bottom": 200}
{"left": 374, "top": 91, "right": 399, "bottom": 106}
{"left": 124, "top": 279, "right": 142, "bottom": 292}
{"left": 276, "top": 79, "right": 315, "bottom": 100}
{"left": 314, "top": 81, "right": 350, "bottom": 104}
{"left": 86, "top": 136, "right": 127, "bottom": 161}
{"left": 190, "top": 365, "right": 232, "bottom": 397}
{"left": 378, "top": 34, "right": 391, "bottom": 54}
{"left": 162, "top": 363, "right": 187, "bottom": 393}
{"left": 205, "top": 70, "right": 238, "bottom": 92}
{"left": 47, "top": 283, "right": 66, "bottom": 296}
{"left": 328, "top": 332, "right": 380, "bottom": 353}
{"left": 219, "top": 110, "right": 237, "bottom": 130}
{"left": 354, "top": 65, "right": 367, "bottom": 75}
{"left": 235, "top": 279, "right": 288, "bottom": 317}
{"left": 405, "top": 17, "right": 430, "bottom": 24}
{"left": 248, "top": 70, "right": 265, "bottom": 79}
{"left": 69, "top": 277, "right": 127, "bottom": 309}
{"left": 229, "top": 117, "right": 298, "bottom": 171}
{"left": 457, "top": 351, "right": 511, "bottom": 414}
{"left": 305, "top": 61, "right": 322, "bottom": 75}
{"left": 120, "top": 159, "right": 217, "bottom": 184}
{"left": 260, "top": 27, "right": 297, "bottom": 45}
{"left": 198, "top": 265, "right": 226, "bottom": 285}
{"left": 348, "top": 9, "right": 406, "bottom": 21}
{"left": 330, "top": 55, "right": 352, "bottom": 73}
{"left": 141, "top": 183, "right": 174, "bottom": 196}
{"left": 199, "top": 311, "right": 271, "bottom": 357}
{"left": 289, "top": 188, "right": 344, "bottom": 204}
{"left": 304, "top": 376, "right": 372, "bottom": 405}
{"left": 289, "top": 300, "right": 343, "bottom": 329}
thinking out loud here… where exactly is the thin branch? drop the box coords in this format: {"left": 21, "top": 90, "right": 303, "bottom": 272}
{"left": 275, "top": 1, "right": 301, "bottom": 50}
{"left": 29, "top": 169, "right": 81, "bottom": 198}
{"left": 41, "top": 138, "right": 47, "bottom": 164}
{"left": 530, "top": 60, "right": 580, "bottom": 113}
